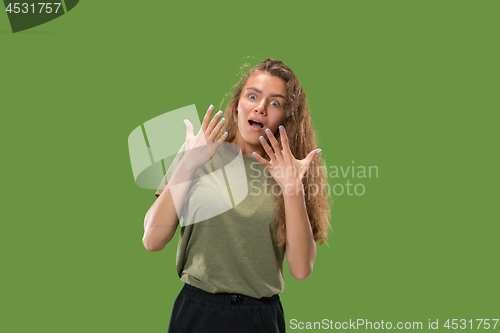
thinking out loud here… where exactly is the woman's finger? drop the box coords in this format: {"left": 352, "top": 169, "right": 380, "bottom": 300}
{"left": 217, "top": 132, "right": 227, "bottom": 143}
{"left": 205, "top": 110, "right": 223, "bottom": 140}
{"left": 201, "top": 104, "right": 215, "bottom": 133}
{"left": 212, "top": 132, "right": 228, "bottom": 154}
{"left": 184, "top": 119, "right": 193, "bottom": 141}
{"left": 209, "top": 117, "right": 225, "bottom": 142}
{"left": 217, "top": 131, "right": 228, "bottom": 143}
{"left": 252, "top": 151, "right": 272, "bottom": 168}
{"left": 265, "top": 128, "right": 283, "bottom": 164}
{"left": 300, "top": 149, "right": 322, "bottom": 177}
{"left": 259, "top": 135, "right": 277, "bottom": 165}
{"left": 278, "top": 125, "right": 293, "bottom": 164}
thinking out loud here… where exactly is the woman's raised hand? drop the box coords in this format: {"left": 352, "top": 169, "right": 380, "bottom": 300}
{"left": 182, "top": 104, "right": 228, "bottom": 171}
{"left": 252, "top": 125, "right": 321, "bottom": 196}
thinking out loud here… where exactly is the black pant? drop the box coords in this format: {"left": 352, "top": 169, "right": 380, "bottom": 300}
{"left": 168, "top": 283, "right": 286, "bottom": 332}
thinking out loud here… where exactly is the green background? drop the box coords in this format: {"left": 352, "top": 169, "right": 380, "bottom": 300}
{"left": 2, "top": 1, "right": 498, "bottom": 331}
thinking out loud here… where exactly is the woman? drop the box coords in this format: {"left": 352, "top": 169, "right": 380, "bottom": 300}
{"left": 143, "top": 59, "right": 331, "bottom": 332}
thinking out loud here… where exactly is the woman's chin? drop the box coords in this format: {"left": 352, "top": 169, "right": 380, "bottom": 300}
{"left": 240, "top": 133, "right": 260, "bottom": 146}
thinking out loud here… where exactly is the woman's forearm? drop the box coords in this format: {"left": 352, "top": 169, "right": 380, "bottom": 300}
{"left": 283, "top": 187, "right": 317, "bottom": 280}
{"left": 142, "top": 159, "right": 196, "bottom": 252}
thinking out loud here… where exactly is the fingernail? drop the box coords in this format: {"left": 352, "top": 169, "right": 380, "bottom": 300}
{"left": 252, "top": 152, "right": 257, "bottom": 157}
{"left": 183, "top": 119, "right": 187, "bottom": 125}
{"left": 223, "top": 132, "right": 228, "bottom": 137}
{"left": 216, "top": 110, "right": 222, "bottom": 116}
{"left": 259, "top": 136, "right": 264, "bottom": 142}
{"left": 209, "top": 104, "right": 214, "bottom": 110}
{"left": 220, "top": 118, "right": 225, "bottom": 123}
{"left": 317, "top": 149, "right": 322, "bottom": 154}
{"left": 265, "top": 129, "right": 270, "bottom": 134}
{"left": 279, "top": 125, "right": 284, "bottom": 131}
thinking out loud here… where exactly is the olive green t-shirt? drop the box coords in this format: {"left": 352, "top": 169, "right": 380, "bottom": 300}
{"left": 155, "top": 142, "right": 286, "bottom": 299}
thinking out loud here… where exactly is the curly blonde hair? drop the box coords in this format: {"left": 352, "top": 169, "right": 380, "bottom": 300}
{"left": 216, "top": 58, "right": 332, "bottom": 247}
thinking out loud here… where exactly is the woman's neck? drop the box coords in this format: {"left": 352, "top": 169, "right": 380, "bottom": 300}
{"left": 231, "top": 131, "right": 265, "bottom": 157}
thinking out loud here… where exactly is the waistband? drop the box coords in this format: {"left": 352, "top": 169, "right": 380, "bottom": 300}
{"left": 179, "top": 283, "right": 281, "bottom": 306}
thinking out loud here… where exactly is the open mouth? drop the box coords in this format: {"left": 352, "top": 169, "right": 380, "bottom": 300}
{"left": 248, "top": 119, "right": 264, "bottom": 130}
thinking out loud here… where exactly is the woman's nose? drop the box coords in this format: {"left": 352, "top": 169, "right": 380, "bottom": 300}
{"left": 255, "top": 101, "right": 266, "bottom": 114}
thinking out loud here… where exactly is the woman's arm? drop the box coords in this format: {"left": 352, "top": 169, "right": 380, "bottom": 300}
{"left": 142, "top": 159, "right": 196, "bottom": 252}
{"left": 251, "top": 126, "right": 321, "bottom": 281}
{"left": 283, "top": 187, "right": 317, "bottom": 280}
{"left": 143, "top": 105, "right": 228, "bottom": 252}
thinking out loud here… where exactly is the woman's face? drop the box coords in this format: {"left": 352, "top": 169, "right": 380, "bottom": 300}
{"left": 236, "top": 71, "right": 286, "bottom": 146}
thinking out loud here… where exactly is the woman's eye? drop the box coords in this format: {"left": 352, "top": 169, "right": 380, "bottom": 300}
{"left": 249, "top": 94, "right": 257, "bottom": 100}
{"left": 271, "top": 101, "right": 280, "bottom": 107}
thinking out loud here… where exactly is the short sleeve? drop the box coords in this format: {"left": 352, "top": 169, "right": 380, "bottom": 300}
{"left": 155, "top": 142, "right": 187, "bottom": 198}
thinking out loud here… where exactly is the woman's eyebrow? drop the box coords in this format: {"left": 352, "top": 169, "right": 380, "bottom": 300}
{"left": 246, "top": 87, "right": 284, "bottom": 99}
